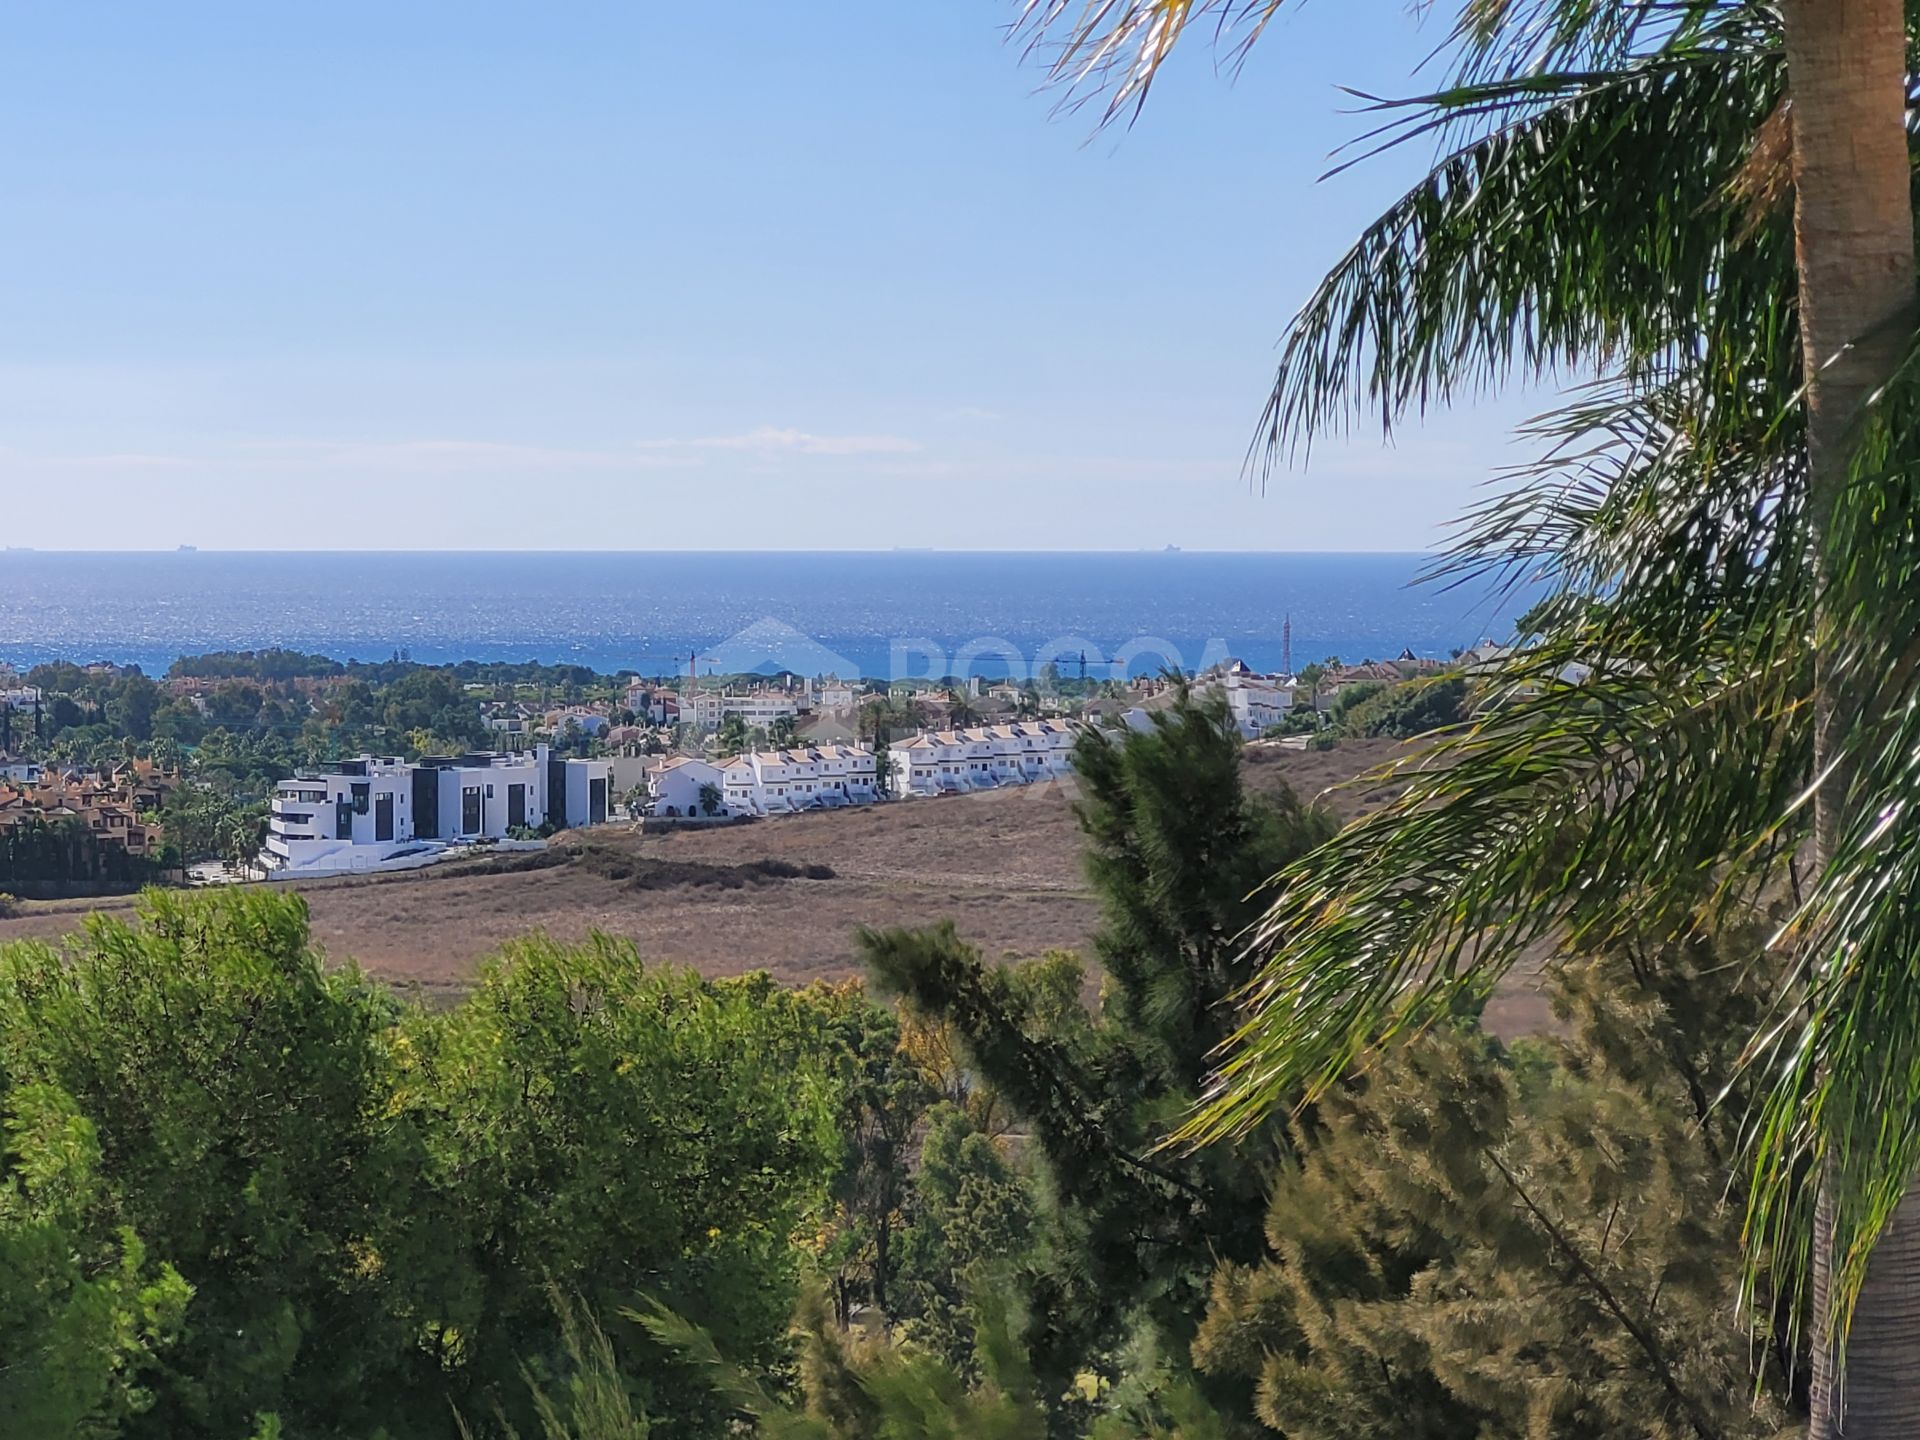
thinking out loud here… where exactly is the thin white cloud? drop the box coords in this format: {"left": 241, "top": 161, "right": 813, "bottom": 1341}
{"left": 639, "top": 425, "right": 921, "bottom": 457}
{"left": 0, "top": 447, "right": 198, "bottom": 472}
{"left": 240, "top": 438, "right": 679, "bottom": 471}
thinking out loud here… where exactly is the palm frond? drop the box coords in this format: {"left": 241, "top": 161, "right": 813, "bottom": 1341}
{"left": 1012, "top": 0, "right": 1769, "bottom": 126}
{"left": 1255, "top": 48, "right": 1790, "bottom": 464}
{"left": 1184, "top": 372, "right": 1808, "bottom": 1144}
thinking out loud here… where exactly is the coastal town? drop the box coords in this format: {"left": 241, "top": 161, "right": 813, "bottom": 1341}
{"left": 0, "top": 643, "right": 1491, "bottom": 887}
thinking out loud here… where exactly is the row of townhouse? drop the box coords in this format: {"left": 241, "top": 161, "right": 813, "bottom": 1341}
{"left": 887, "top": 721, "right": 1078, "bottom": 797}
{"left": 645, "top": 745, "right": 880, "bottom": 818}
{"left": 263, "top": 744, "right": 614, "bottom": 877}
{"left": 1218, "top": 664, "right": 1297, "bottom": 738}
{"left": 0, "top": 761, "right": 179, "bottom": 860}
{"left": 722, "top": 744, "right": 877, "bottom": 814}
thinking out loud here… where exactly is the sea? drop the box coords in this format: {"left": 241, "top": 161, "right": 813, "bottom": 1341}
{"left": 0, "top": 551, "right": 1537, "bottom": 682}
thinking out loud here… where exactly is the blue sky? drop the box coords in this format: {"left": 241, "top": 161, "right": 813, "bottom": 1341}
{"left": 0, "top": 1, "right": 1543, "bottom": 551}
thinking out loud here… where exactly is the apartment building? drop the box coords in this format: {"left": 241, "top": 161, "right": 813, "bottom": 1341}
{"left": 263, "top": 744, "right": 613, "bottom": 877}
{"left": 888, "top": 721, "right": 1078, "bottom": 797}
{"left": 686, "top": 688, "right": 805, "bottom": 732}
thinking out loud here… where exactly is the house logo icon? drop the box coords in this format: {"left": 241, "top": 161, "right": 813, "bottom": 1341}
{"left": 703, "top": 618, "right": 860, "bottom": 680}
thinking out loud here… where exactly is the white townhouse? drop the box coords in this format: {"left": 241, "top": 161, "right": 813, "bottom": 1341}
{"left": 648, "top": 755, "right": 728, "bottom": 817}
{"left": 262, "top": 744, "right": 615, "bottom": 877}
{"left": 1220, "top": 669, "right": 1296, "bottom": 740}
{"left": 718, "top": 744, "right": 879, "bottom": 816}
{"left": 888, "top": 721, "right": 1078, "bottom": 798}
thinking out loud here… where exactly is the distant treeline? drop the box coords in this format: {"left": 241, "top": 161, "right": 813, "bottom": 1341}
{"left": 161, "top": 650, "right": 618, "bottom": 690}
{"left": 165, "top": 648, "right": 344, "bottom": 680}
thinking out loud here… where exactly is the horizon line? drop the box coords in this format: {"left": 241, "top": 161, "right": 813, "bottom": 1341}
{"left": 0, "top": 546, "right": 1436, "bottom": 558}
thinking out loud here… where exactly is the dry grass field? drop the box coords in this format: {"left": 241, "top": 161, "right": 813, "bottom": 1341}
{"left": 0, "top": 737, "right": 1552, "bottom": 1033}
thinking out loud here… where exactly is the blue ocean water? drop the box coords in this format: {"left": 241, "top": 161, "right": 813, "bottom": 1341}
{"left": 0, "top": 551, "right": 1534, "bottom": 680}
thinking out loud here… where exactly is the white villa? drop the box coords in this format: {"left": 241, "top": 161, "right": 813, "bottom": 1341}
{"left": 262, "top": 745, "right": 615, "bottom": 877}
{"left": 888, "top": 721, "right": 1079, "bottom": 797}
{"left": 718, "top": 744, "right": 879, "bottom": 816}
{"left": 648, "top": 755, "right": 728, "bottom": 817}
{"left": 810, "top": 678, "right": 861, "bottom": 712}
{"left": 545, "top": 707, "right": 611, "bottom": 737}
{"left": 1219, "top": 666, "right": 1296, "bottom": 739}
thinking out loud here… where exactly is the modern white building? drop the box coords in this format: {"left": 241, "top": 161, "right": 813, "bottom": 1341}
{"left": 888, "top": 721, "right": 1078, "bottom": 797}
{"left": 717, "top": 744, "right": 879, "bottom": 816}
{"left": 262, "top": 745, "right": 614, "bottom": 877}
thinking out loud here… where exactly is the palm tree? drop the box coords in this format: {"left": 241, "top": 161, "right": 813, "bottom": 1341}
{"left": 946, "top": 688, "right": 980, "bottom": 729}
{"left": 1016, "top": 0, "right": 1920, "bottom": 1430}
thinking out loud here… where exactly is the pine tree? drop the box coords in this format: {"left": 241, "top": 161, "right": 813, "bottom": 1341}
{"left": 1193, "top": 921, "right": 1801, "bottom": 1439}
{"left": 861, "top": 692, "right": 1335, "bottom": 1390}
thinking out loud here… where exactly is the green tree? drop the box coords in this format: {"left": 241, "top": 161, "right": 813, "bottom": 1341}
{"left": 1336, "top": 676, "right": 1467, "bottom": 739}
{"left": 892, "top": 1104, "right": 1037, "bottom": 1368}
{"left": 1195, "top": 922, "right": 1798, "bottom": 1438}
{"left": 0, "top": 889, "right": 401, "bottom": 1439}
{"left": 0, "top": 1083, "right": 191, "bottom": 1437}
{"left": 862, "top": 692, "right": 1335, "bottom": 1393}
{"left": 390, "top": 937, "right": 844, "bottom": 1436}
{"left": 105, "top": 675, "right": 163, "bottom": 743}
{"left": 795, "top": 984, "right": 935, "bottom": 1329}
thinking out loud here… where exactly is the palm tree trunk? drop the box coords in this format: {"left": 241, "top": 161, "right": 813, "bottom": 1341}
{"left": 1781, "top": 0, "right": 1919, "bottom": 1433}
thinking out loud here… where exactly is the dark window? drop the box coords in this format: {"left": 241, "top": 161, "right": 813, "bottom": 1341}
{"left": 461, "top": 786, "right": 482, "bottom": 835}
{"left": 412, "top": 766, "right": 440, "bottom": 840}
{"left": 589, "top": 777, "right": 607, "bottom": 825}
{"left": 336, "top": 798, "right": 353, "bottom": 840}
{"left": 507, "top": 783, "right": 526, "bottom": 829}
{"left": 351, "top": 782, "right": 370, "bottom": 815}
{"left": 374, "top": 792, "right": 394, "bottom": 842}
